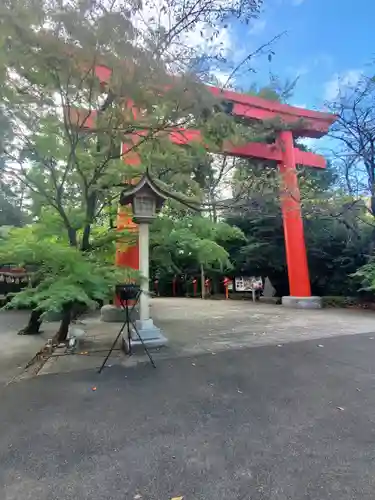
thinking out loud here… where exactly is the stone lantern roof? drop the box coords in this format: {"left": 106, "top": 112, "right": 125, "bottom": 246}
{"left": 119, "top": 170, "right": 168, "bottom": 212}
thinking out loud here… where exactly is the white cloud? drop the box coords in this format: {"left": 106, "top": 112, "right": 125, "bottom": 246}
{"left": 324, "top": 69, "right": 363, "bottom": 101}
{"left": 299, "top": 137, "right": 319, "bottom": 150}
{"left": 295, "top": 66, "right": 309, "bottom": 77}
{"left": 184, "top": 24, "right": 233, "bottom": 58}
{"left": 249, "top": 19, "right": 267, "bottom": 35}
{"left": 210, "top": 68, "right": 231, "bottom": 86}
{"left": 313, "top": 54, "right": 333, "bottom": 69}
{"left": 286, "top": 64, "right": 309, "bottom": 78}
{"left": 134, "top": 0, "right": 233, "bottom": 59}
{"left": 132, "top": 1, "right": 274, "bottom": 86}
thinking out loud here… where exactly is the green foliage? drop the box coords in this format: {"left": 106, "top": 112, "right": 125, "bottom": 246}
{"left": 246, "top": 76, "right": 298, "bottom": 104}
{"left": 0, "top": 0, "right": 268, "bottom": 255}
{"left": 303, "top": 205, "right": 369, "bottom": 296}
{"left": 150, "top": 215, "right": 245, "bottom": 276}
{"left": 0, "top": 0, "right": 273, "bottom": 314}
{"left": 226, "top": 199, "right": 288, "bottom": 293}
{"left": 322, "top": 296, "right": 357, "bottom": 308}
{"left": 236, "top": 207, "right": 368, "bottom": 297}
{"left": 352, "top": 260, "right": 375, "bottom": 293}
{"left": 327, "top": 74, "right": 375, "bottom": 219}
{"left": 0, "top": 192, "right": 25, "bottom": 227}
{"left": 0, "top": 225, "right": 137, "bottom": 315}
{"left": 226, "top": 155, "right": 370, "bottom": 297}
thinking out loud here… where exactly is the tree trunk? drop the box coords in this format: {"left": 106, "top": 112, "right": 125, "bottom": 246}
{"left": 369, "top": 182, "right": 375, "bottom": 256}
{"left": 81, "top": 224, "right": 91, "bottom": 252}
{"left": 67, "top": 227, "right": 77, "bottom": 247}
{"left": 17, "top": 309, "right": 43, "bottom": 335}
{"left": 200, "top": 264, "right": 205, "bottom": 299}
{"left": 212, "top": 277, "right": 219, "bottom": 295}
{"left": 54, "top": 303, "right": 73, "bottom": 344}
{"left": 71, "top": 302, "right": 89, "bottom": 321}
{"left": 211, "top": 200, "right": 218, "bottom": 224}
{"left": 81, "top": 193, "right": 96, "bottom": 251}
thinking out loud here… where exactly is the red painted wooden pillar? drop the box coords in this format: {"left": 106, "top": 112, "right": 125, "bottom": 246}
{"left": 115, "top": 143, "right": 140, "bottom": 261}
{"left": 278, "top": 130, "right": 311, "bottom": 297}
{"left": 115, "top": 206, "right": 139, "bottom": 305}
{"left": 115, "top": 205, "right": 139, "bottom": 268}
{"left": 114, "top": 105, "right": 141, "bottom": 304}
{"left": 193, "top": 278, "right": 197, "bottom": 297}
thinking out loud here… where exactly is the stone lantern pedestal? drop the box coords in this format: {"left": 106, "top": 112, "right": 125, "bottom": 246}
{"left": 131, "top": 221, "right": 168, "bottom": 348}
{"left": 101, "top": 171, "right": 168, "bottom": 348}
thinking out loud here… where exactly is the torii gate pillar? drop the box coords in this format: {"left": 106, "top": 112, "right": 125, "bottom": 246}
{"left": 278, "top": 130, "right": 321, "bottom": 308}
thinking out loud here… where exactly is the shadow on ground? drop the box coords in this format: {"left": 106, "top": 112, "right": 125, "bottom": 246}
{"left": 0, "top": 311, "right": 55, "bottom": 385}
{"left": 2, "top": 333, "right": 375, "bottom": 499}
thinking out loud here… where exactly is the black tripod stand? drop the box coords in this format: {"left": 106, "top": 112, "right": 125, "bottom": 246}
{"left": 98, "top": 284, "right": 156, "bottom": 373}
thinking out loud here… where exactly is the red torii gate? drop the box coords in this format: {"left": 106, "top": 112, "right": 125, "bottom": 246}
{"left": 82, "top": 67, "right": 336, "bottom": 304}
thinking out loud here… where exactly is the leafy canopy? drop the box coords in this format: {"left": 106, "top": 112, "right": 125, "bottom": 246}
{"left": 0, "top": 0, "right": 268, "bottom": 253}
{"left": 0, "top": 225, "right": 137, "bottom": 314}
{"left": 150, "top": 215, "right": 245, "bottom": 275}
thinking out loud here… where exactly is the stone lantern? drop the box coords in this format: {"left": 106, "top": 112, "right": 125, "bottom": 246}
{"left": 118, "top": 171, "right": 168, "bottom": 347}
{"left": 120, "top": 176, "right": 166, "bottom": 223}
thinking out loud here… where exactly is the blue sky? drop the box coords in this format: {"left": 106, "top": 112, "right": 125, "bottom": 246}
{"left": 228, "top": 0, "right": 373, "bottom": 111}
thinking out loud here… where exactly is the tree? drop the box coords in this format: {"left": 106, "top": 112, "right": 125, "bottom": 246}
{"left": 0, "top": 151, "right": 26, "bottom": 227}
{"left": 150, "top": 215, "right": 245, "bottom": 296}
{"left": 0, "top": 0, "right": 272, "bottom": 331}
{"left": 327, "top": 75, "right": 375, "bottom": 232}
{"left": 226, "top": 200, "right": 369, "bottom": 297}
{"left": 2, "top": 0, "right": 305, "bottom": 334}
{"left": 0, "top": 191, "right": 25, "bottom": 227}
{"left": 246, "top": 76, "right": 299, "bottom": 104}
{"left": 0, "top": 0, "right": 271, "bottom": 245}
{"left": 352, "top": 257, "right": 375, "bottom": 299}
{"left": 0, "top": 224, "right": 134, "bottom": 341}
{"left": 224, "top": 148, "right": 368, "bottom": 297}
{"left": 225, "top": 197, "right": 288, "bottom": 294}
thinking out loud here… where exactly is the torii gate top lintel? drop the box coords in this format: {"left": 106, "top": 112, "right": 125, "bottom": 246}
{"left": 208, "top": 86, "right": 336, "bottom": 139}
{"left": 93, "top": 63, "right": 336, "bottom": 139}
